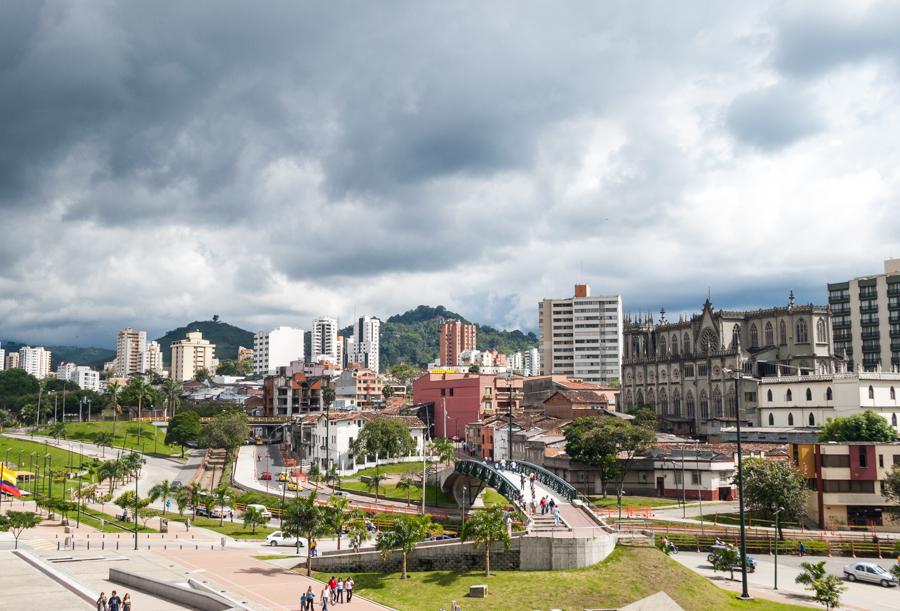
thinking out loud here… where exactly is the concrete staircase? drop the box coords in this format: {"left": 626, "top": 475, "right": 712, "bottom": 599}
{"left": 529, "top": 512, "right": 568, "bottom": 533}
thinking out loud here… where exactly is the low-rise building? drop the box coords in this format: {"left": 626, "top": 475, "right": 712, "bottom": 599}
{"left": 541, "top": 389, "right": 623, "bottom": 420}
{"left": 791, "top": 441, "right": 900, "bottom": 531}
{"left": 335, "top": 368, "right": 384, "bottom": 407}
{"left": 56, "top": 362, "right": 101, "bottom": 392}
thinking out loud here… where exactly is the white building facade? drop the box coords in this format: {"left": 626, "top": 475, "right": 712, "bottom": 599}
{"left": 312, "top": 317, "right": 339, "bottom": 363}
{"left": 115, "top": 328, "right": 147, "bottom": 377}
{"left": 524, "top": 347, "right": 541, "bottom": 377}
{"left": 57, "top": 362, "right": 101, "bottom": 392}
{"left": 19, "top": 346, "right": 51, "bottom": 379}
{"left": 140, "top": 340, "right": 165, "bottom": 374}
{"left": 253, "top": 326, "right": 305, "bottom": 376}
{"left": 352, "top": 316, "right": 381, "bottom": 373}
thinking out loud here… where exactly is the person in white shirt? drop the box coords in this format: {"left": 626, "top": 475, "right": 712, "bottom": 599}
{"left": 345, "top": 577, "right": 354, "bottom": 603}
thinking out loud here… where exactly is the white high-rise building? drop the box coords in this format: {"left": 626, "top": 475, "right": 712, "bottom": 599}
{"left": 19, "top": 346, "right": 52, "bottom": 379}
{"left": 140, "top": 340, "right": 165, "bottom": 374}
{"left": 353, "top": 316, "right": 381, "bottom": 373}
{"left": 57, "top": 362, "right": 100, "bottom": 392}
{"left": 343, "top": 336, "right": 355, "bottom": 368}
{"left": 171, "top": 331, "right": 216, "bottom": 382}
{"left": 0, "top": 343, "right": 5, "bottom": 371}
{"left": 523, "top": 347, "right": 541, "bottom": 377}
{"left": 116, "top": 328, "right": 147, "bottom": 377}
{"left": 538, "top": 284, "right": 623, "bottom": 384}
{"left": 253, "top": 326, "right": 305, "bottom": 375}
{"left": 312, "top": 317, "right": 339, "bottom": 362}
{"left": 509, "top": 352, "right": 524, "bottom": 373}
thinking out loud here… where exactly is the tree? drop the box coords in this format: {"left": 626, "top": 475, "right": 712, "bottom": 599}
{"left": 161, "top": 379, "right": 182, "bottom": 419}
{"left": 325, "top": 496, "right": 351, "bottom": 550}
{"left": 216, "top": 359, "right": 252, "bottom": 376}
{"left": 382, "top": 385, "right": 395, "bottom": 401}
{"left": 711, "top": 545, "right": 741, "bottom": 581}
{"left": 796, "top": 561, "right": 846, "bottom": 610}
{"left": 95, "top": 432, "right": 115, "bottom": 457}
{"left": 608, "top": 420, "right": 655, "bottom": 520}
{"left": 243, "top": 505, "right": 267, "bottom": 534}
{"left": 346, "top": 508, "right": 371, "bottom": 550}
{"left": 365, "top": 472, "right": 387, "bottom": 502}
{"left": 212, "top": 484, "right": 233, "bottom": 526}
{"left": 166, "top": 411, "right": 201, "bottom": 457}
{"left": 105, "top": 381, "right": 121, "bottom": 436}
{"left": 430, "top": 437, "right": 456, "bottom": 468}
{"left": 460, "top": 504, "right": 511, "bottom": 577}
{"left": 189, "top": 482, "right": 203, "bottom": 514}
{"left": 353, "top": 417, "right": 417, "bottom": 471}
{"left": 626, "top": 406, "right": 658, "bottom": 431}
{"left": 376, "top": 515, "right": 433, "bottom": 579}
{"left": 200, "top": 410, "right": 247, "bottom": 455}
{"left": 396, "top": 472, "right": 418, "bottom": 506}
{"left": 97, "top": 460, "right": 118, "bottom": 494}
{"left": 148, "top": 480, "right": 173, "bottom": 515}
{"left": 883, "top": 466, "right": 900, "bottom": 518}
{"left": 194, "top": 368, "right": 211, "bottom": 383}
{"left": 740, "top": 457, "right": 807, "bottom": 538}
{"left": 387, "top": 363, "right": 421, "bottom": 389}
{"left": 175, "top": 487, "right": 190, "bottom": 516}
{"left": 48, "top": 421, "right": 67, "bottom": 440}
{"left": 468, "top": 365, "right": 480, "bottom": 374}
{"left": 0, "top": 511, "right": 42, "bottom": 549}
{"left": 819, "top": 411, "right": 896, "bottom": 442}
{"left": 564, "top": 417, "right": 621, "bottom": 499}
{"left": 283, "top": 491, "right": 327, "bottom": 573}
{"left": 307, "top": 463, "right": 321, "bottom": 489}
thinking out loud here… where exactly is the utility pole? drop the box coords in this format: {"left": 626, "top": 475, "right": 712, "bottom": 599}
{"left": 774, "top": 507, "right": 784, "bottom": 590}
{"left": 507, "top": 374, "right": 514, "bottom": 462}
{"left": 729, "top": 363, "right": 751, "bottom": 600}
{"left": 33, "top": 383, "right": 43, "bottom": 438}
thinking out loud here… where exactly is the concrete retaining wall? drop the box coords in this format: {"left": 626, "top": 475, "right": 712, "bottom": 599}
{"left": 109, "top": 568, "right": 243, "bottom": 611}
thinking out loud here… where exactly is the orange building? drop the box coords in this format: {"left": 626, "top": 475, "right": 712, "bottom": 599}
{"left": 439, "top": 320, "right": 477, "bottom": 366}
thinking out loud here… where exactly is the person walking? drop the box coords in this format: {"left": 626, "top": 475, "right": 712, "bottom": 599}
{"left": 310, "top": 539, "right": 318, "bottom": 557}
{"left": 96, "top": 592, "right": 107, "bottom": 611}
{"left": 798, "top": 541, "right": 805, "bottom": 557}
{"left": 548, "top": 497, "right": 556, "bottom": 512}
{"left": 107, "top": 591, "right": 122, "bottom": 611}
{"left": 305, "top": 586, "right": 315, "bottom": 611}
{"left": 329, "top": 576, "right": 338, "bottom": 603}
{"left": 320, "top": 586, "right": 330, "bottom": 610}
{"left": 552, "top": 505, "right": 561, "bottom": 526}
{"left": 506, "top": 514, "right": 513, "bottom": 539}
{"left": 529, "top": 499, "right": 536, "bottom": 515}
{"left": 122, "top": 593, "right": 131, "bottom": 611}
{"left": 519, "top": 473, "right": 525, "bottom": 491}
{"left": 345, "top": 577, "right": 354, "bottom": 603}
{"left": 336, "top": 577, "right": 344, "bottom": 603}
{"left": 539, "top": 496, "right": 547, "bottom": 515}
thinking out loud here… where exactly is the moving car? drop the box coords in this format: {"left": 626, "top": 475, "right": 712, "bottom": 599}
{"left": 287, "top": 481, "right": 301, "bottom": 491}
{"left": 260, "top": 471, "right": 273, "bottom": 481}
{"left": 266, "top": 531, "right": 303, "bottom": 547}
{"left": 278, "top": 472, "right": 289, "bottom": 482}
{"left": 245, "top": 503, "right": 272, "bottom": 519}
{"left": 844, "top": 562, "right": 898, "bottom": 587}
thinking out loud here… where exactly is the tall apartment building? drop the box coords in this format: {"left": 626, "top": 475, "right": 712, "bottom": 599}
{"left": 57, "top": 362, "right": 101, "bottom": 392}
{"left": 538, "top": 284, "right": 622, "bottom": 384}
{"left": 171, "top": 331, "right": 215, "bottom": 382}
{"left": 5, "top": 352, "right": 19, "bottom": 370}
{"left": 344, "top": 336, "right": 355, "bottom": 367}
{"left": 115, "top": 327, "right": 147, "bottom": 377}
{"left": 312, "top": 317, "right": 339, "bottom": 362}
{"left": 439, "top": 320, "right": 477, "bottom": 366}
{"left": 336, "top": 336, "right": 345, "bottom": 369}
{"left": 353, "top": 316, "right": 381, "bottom": 373}
{"left": 140, "top": 341, "right": 164, "bottom": 374}
{"left": 0, "top": 343, "right": 4, "bottom": 371}
{"left": 523, "top": 347, "right": 541, "bottom": 377}
{"left": 828, "top": 258, "right": 900, "bottom": 372}
{"left": 253, "top": 326, "right": 305, "bottom": 376}
{"left": 18, "top": 346, "right": 51, "bottom": 379}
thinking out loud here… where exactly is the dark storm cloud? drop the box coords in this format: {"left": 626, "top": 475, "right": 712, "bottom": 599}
{"left": 725, "top": 85, "right": 822, "bottom": 150}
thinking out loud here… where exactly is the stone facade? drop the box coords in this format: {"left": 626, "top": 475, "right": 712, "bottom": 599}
{"left": 621, "top": 295, "right": 840, "bottom": 435}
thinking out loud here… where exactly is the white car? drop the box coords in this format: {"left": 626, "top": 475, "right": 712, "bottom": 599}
{"left": 245, "top": 503, "right": 272, "bottom": 519}
{"left": 266, "top": 531, "right": 303, "bottom": 547}
{"left": 844, "top": 562, "right": 898, "bottom": 587}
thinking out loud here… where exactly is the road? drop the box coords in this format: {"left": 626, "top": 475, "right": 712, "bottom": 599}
{"left": 673, "top": 550, "right": 900, "bottom": 611}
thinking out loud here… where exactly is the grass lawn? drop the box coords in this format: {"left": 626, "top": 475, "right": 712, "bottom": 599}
{"left": 481, "top": 489, "right": 509, "bottom": 506}
{"left": 592, "top": 495, "right": 685, "bottom": 509}
{"left": 340, "top": 481, "right": 455, "bottom": 506}
{"left": 0, "top": 436, "right": 99, "bottom": 473}
{"left": 37, "top": 421, "right": 181, "bottom": 457}
{"left": 339, "top": 546, "right": 809, "bottom": 611}
{"left": 350, "top": 461, "right": 441, "bottom": 479}
{"left": 169, "top": 516, "right": 276, "bottom": 539}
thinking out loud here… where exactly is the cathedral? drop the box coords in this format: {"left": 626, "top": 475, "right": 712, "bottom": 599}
{"left": 621, "top": 293, "right": 841, "bottom": 436}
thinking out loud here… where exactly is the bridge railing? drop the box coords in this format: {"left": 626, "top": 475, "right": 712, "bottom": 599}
{"left": 505, "top": 460, "right": 577, "bottom": 502}
{"left": 453, "top": 460, "right": 521, "bottom": 504}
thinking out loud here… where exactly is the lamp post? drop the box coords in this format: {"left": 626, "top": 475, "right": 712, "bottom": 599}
{"left": 461, "top": 485, "right": 468, "bottom": 533}
{"left": 32, "top": 382, "right": 44, "bottom": 438}
{"left": 773, "top": 507, "right": 784, "bottom": 590}
{"left": 724, "top": 364, "right": 751, "bottom": 600}
{"left": 280, "top": 481, "right": 287, "bottom": 529}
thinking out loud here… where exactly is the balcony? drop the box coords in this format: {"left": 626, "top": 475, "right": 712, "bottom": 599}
{"left": 832, "top": 320, "right": 851, "bottom": 329}
{"left": 889, "top": 286, "right": 900, "bottom": 297}
{"left": 860, "top": 304, "right": 879, "bottom": 314}
{"left": 829, "top": 294, "right": 850, "bottom": 303}
{"left": 861, "top": 329, "right": 881, "bottom": 339}
{"left": 859, "top": 290, "right": 878, "bottom": 300}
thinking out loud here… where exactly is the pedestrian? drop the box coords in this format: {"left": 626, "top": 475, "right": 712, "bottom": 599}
{"left": 345, "top": 576, "right": 354, "bottom": 602}
{"left": 506, "top": 515, "right": 513, "bottom": 538}
{"left": 499, "top": 458, "right": 506, "bottom": 470}
{"left": 96, "top": 591, "right": 107, "bottom": 611}
{"left": 305, "top": 586, "right": 315, "bottom": 611}
{"left": 798, "top": 541, "right": 805, "bottom": 557}
{"left": 529, "top": 499, "right": 536, "bottom": 515}
{"left": 329, "top": 576, "right": 338, "bottom": 603}
{"left": 107, "top": 591, "right": 122, "bottom": 611}
{"left": 552, "top": 505, "right": 561, "bottom": 526}
{"left": 336, "top": 576, "right": 344, "bottom": 603}
{"left": 311, "top": 539, "right": 318, "bottom": 557}
{"left": 548, "top": 497, "right": 556, "bottom": 511}
{"left": 122, "top": 593, "right": 131, "bottom": 611}
{"left": 320, "top": 586, "right": 330, "bottom": 610}
{"left": 540, "top": 496, "right": 547, "bottom": 515}
{"left": 510, "top": 460, "right": 516, "bottom": 471}
{"left": 519, "top": 473, "right": 525, "bottom": 490}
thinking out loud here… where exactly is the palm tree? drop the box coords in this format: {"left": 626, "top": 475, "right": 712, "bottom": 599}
{"left": 105, "top": 382, "right": 121, "bottom": 436}
{"left": 431, "top": 437, "right": 456, "bottom": 468}
{"left": 161, "top": 379, "right": 181, "bottom": 419}
{"left": 148, "top": 480, "right": 173, "bottom": 516}
{"left": 189, "top": 482, "right": 203, "bottom": 515}
{"left": 97, "top": 461, "right": 117, "bottom": 495}
{"left": 95, "top": 432, "right": 115, "bottom": 457}
{"left": 175, "top": 488, "right": 190, "bottom": 516}
{"left": 396, "top": 472, "right": 418, "bottom": 506}
{"left": 326, "top": 496, "right": 351, "bottom": 550}
{"left": 326, "top": 465, "right": 341, "bottom": 492}
{"left": 376, "top": 515, "right": 433, "bottom": 579}
{"left": 346, "top": 508, "right": 370, "bottom": 550}
{"left": 365, "top": 472, "right": 386, "bottom": 503}
{"left": 212, "top": 484, "right": 232, "bottom": 526}
{"left": 307, "top": 463, "right": 321, "bottom": 490}
{"left": 48, "top": 421, "right": 67, "bottom": 440}
{"left": 129, "top": 378, "right": 153, "bottom": 451}
{"left": 282, "top": 491, "right": 327, "bottom": 574}
{"left": 243, "top": 506, "right": 267, "bottom": 534}
{"left": 460, "top": 504, "right": 511, "bottom": 577}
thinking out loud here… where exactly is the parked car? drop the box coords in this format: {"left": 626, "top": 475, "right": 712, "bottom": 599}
{"left": 332, "top": 490, "right": 350, "bottom": 498}
{"left": 287, "top": 481, "right": 301, "bottom": 491}
{"left": 170, "top": 481, "right": 183, "bottom": 489}
{"left": 260, "top": 471, "right": 273, "bottom": 481}
{"left": 194, "top": 506, "right": 210, "bottom": 517}
{"left": 424, "top": 534, "right": 454, "bottom": 541}
{"left": 278, "top": 472, "right": 289, "bottom": 482}
{"left": 211, "top": 507, "right": 234, "bottom": 519}
{"left": 266, "top": 531, "right": 303, "bottom": 547}
{"left": 844, "top": 562, "right": 898, "bottom": 587}
{"left": 245, "top": 503, "right": 272, "bottom": 519}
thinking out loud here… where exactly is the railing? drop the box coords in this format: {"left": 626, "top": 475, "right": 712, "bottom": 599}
{"left": 453, "top": 460, "right": 520, "bottom": 502}
{"left": 505, "top": 460, "right": 578, "bottom": 502}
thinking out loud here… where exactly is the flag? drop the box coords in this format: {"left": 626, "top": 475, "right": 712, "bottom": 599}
{"left": 0, "top": 465, "right": 21, "bottom": 497}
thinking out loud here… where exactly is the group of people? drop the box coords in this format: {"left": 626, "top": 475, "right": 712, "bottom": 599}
{"left": 538, "top": 495, "right": 561, "bottom": 525}
{"left": 96, "top": 591, "right": 131, "bottom": 611}
{"left": 301, "top": 577, "right": 354, "bottom": 610}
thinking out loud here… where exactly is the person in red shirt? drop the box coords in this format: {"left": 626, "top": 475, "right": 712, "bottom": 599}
{"left": 328, "top": 577, "right": 338, "bottom": 603}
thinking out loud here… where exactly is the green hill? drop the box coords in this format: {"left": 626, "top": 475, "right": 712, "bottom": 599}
{"left": 340, "top": 305, "right": 538, "bottom": 369}
{"left": 154, "top": 320, "right": 255, "bottom": 364}
{"left": 0, "top": 340, "right": 115, "bottom": 370}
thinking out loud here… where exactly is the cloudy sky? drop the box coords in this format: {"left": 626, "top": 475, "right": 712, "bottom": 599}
{"left": 2, "top": 1, "right": 900, "bottom": 347}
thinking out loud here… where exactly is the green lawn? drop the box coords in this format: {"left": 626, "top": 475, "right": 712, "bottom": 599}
{"left": 340, "top": 546, "right": 809, "bottom": 611}
{"left": 349, "top": 461, "right": 440, "bottom": 478}
{"left": 339, "top": 481, "right": 455, "bottom": 505}
{"left": 482, "top": 489, "right": 509, "bottom": 506}
{"left": 168, "top": 516, "right": 276, "bottom": 539}
{"left": 37, "top": 421, "right": 181, "bottom": 457}
{"left": 592, "top": 495, "right": 686, "bottom": 509}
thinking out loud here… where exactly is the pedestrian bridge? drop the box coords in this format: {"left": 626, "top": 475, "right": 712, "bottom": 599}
{"left": 442, "top": 459, "right": 578, "bottom": 508}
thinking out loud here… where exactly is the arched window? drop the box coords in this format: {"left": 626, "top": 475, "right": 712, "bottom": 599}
{"left": 750, "top": 324, "right": 759, "bottom": 348}
{"left": 647, "top": 388, "right": 656, "bottom": 409}
{"left": 788, "top": 413, "right": 794, "bottom": 426}
{"left": 816, "top": 318, "right": 826, "bottom": 343}
{"left": 636, "top": 390, "right": 644, "bottom": 406}
{"left": 658, "top": 336, "right": 667, "bottom": 357}
{"left": 796, "top": 319, "right": 808, "bottom": 344}
{"left": 894, "top": 413, "right": 898, "bottom": 428}
{"left": 808, "top": 413, "right": 815, "bottom": 426}
{"left": 700, "top": 389, "right": 709, "bottom": 420}
{"left": 726, "top": 388, "right": 736, "bottom": 417}
{"left": 671, "top": 335, "right": 679, "bottom": 357}
{"left": 780, "top": 321, "right": 787, "bottom": 345}
{"left": 683, "top": 333, "right": 691, "bottom": 355}
{"left": 805, "top": 388, "right": 812, "bottom": 401}
{"left": 767, "top": 389, "right": 773, "bottom": 402}
{"left": 713, "top": 387, "right": 723, "bottom": 417}
{"left": 672, "top": 389, "right": 682, "bottom": 416}
{"left": 658, "top": 388, "right": 668, "bottom": 415}
{"left": 624, "top": 389, "right": 633, "bottom": 410}
{"left": 826, "top": 387, "right": 833, "bottom": 401}
{"left": 686, "top": 391, "right": 696, "bottom": 418}
{"left": 869, "top": 385, "right": 875, "bottom": 400}
{"left": 768, "top": 413, "right": 775, "bottom": 426}
{"left": 892, "top": 387, "right": 896, "bottom": 401}
{"left": 731, "top": 324, "right": 742, "bottom": 349}
{"left": 765, "top": 322, "right": 774, "bottom": 346}
{"left": 786, "top": 389, "right": 793, "bottom": 402}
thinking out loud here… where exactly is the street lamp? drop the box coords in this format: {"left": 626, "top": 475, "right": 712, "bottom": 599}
{"left": 773, "top": 506, "right": 784, "bottom": 590}
{"left": 723, "top": 365, "right": 751, "bottom": 600}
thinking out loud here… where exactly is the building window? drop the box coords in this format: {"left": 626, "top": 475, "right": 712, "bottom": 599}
{"left": 822, "top": 454, "right": 850, "bottom": 468}
{"left": 859, "top": 446, "right": 868, "bottom": 468}
{"left": 826, "top": 387, "right": 833, "bottom": 401}
{"left": 816, "top": 318, "right": 827, "bottom": 343}
{"left": 808, "top": 413, "right": 815, "bottom": 426}
{"left": 806, "top": 388, "right": 812, "bottom": 401}
{"left": 658, "top": 335, "right": 667, "bottom": 357}
{"left": 440, "top": 388, "right": 446, "bottom": 396}
{"left": 893, "top": 413, "right": 898, "bottom": 428}
{"left": 796, "top": 320, "right": 809, "bottom": 344}
{"left": 699, "top": 390, "right": 709, "bottom": 419}
{"left": 892, "top": 387, "right": 897, "bottom": 401}
{"left": 659, "top": 388, "right": 668, "bottom": 415}
{"left": 674, "top": 470, "right": 683, "bottom": 484}
{"left": 686, "top": 391, "right": 695, "bottom": 418}
{"left": 750, "top": 324, "right": 759, "bottom": 348}
{"left": 788, "top": 413, "right": 794, "bottom": 426}
{"left": 671, "top": 335, "right": 679, "bottom": 356}
{"left": 691, "top": 471, "right": 700, "bottom": 485}
{"left": 683, "top": 333, "right": 691, "bottom": 355}
{"left": 768, "top": 413, "right": 774, "bottom": 426}
{"left": 726, "top": 388, "right": 736, "bottom": 418}
{"left": 767, "top": 389, "right": 773, "bottom": 402}
{"left": 880, "top": 454, "right": 885, "bottom": 468}
{"left": 780, "top": 321, "right": 787, "bottom": 345}
{"left": 713, "top": 387, "right": 723, "bottom": 417}
{"left": 786, "top": 389, "right": 793, "bottom": 402}
{"left": 765, "top": 322, "right": 774, "bottom": 346}
{"left": 869, "top": 385, "right": 875, "bottom": 400}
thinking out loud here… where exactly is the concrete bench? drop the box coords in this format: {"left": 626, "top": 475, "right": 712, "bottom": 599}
{"left": 469, "top": 584, "right": 488, "bottom": 598}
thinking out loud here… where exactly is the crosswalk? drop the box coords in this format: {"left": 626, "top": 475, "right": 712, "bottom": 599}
{"left": 23, "top": 537, "right": 60, "bottom": 551}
